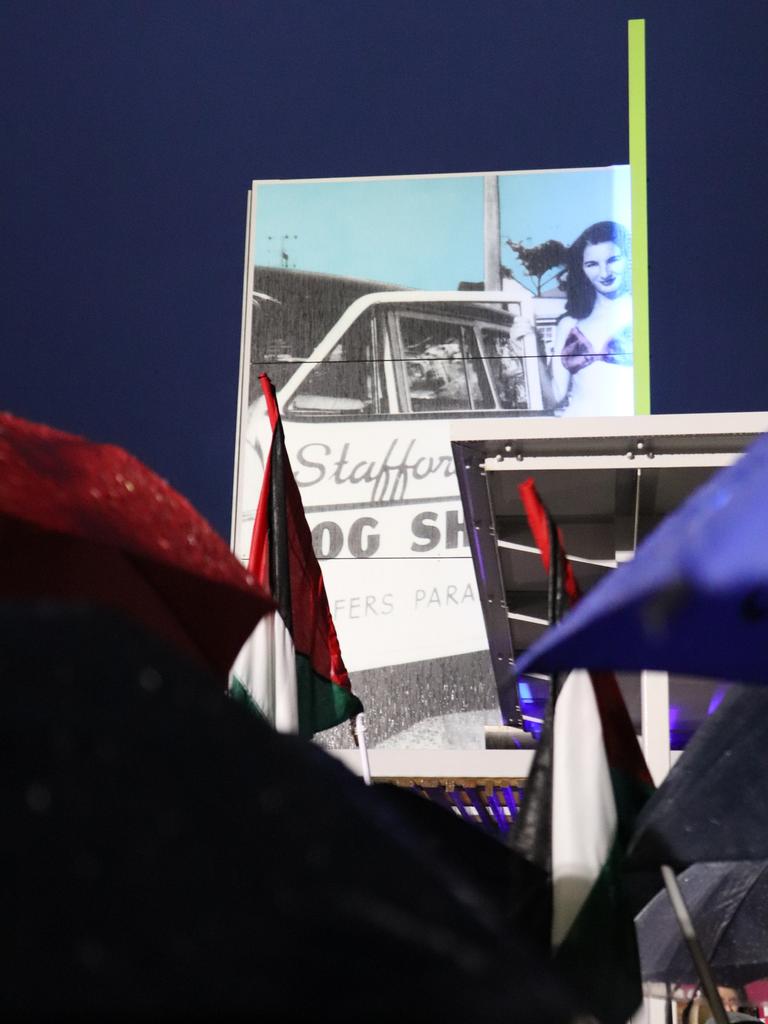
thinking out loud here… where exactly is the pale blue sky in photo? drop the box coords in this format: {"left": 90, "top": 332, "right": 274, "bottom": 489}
{"left": 253, "top": 176, "right": 483, "bottom": 289}
{"left": 499, "top": 166, "right": 631, "bottom": 290}
{"left": 253, "top": 167, "right": 631, "bottom": 292}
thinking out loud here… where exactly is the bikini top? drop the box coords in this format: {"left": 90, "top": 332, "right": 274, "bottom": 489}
{"left": 561, "top": 323, "right": 633, "bottom": 373}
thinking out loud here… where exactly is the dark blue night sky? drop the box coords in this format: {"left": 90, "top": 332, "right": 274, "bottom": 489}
{"left": 2, "top": 0, "right": 767, "bottom": 540}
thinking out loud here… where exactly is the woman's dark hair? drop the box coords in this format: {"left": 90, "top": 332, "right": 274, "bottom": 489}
{"left": 562, "top": 221, "right": 631, "bottom": 319}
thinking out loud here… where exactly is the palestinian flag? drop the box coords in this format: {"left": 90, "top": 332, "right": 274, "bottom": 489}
{"left": 231, "top": 374, "right": 363, "bottom": 737}
{"left": 513, "top": 478, "right": 654, "bottom": 1024}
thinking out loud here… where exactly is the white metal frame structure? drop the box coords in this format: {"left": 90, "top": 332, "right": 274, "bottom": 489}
{"left": 449, "top": 410, "right": 768, "bottom": 784}
{"left": 329, "top": 411, "right": 768, "bottom": 782}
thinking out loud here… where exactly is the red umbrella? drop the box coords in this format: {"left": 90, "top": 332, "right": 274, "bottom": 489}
{"left": 0, "top": 412, "right": 273, "bottom": 680}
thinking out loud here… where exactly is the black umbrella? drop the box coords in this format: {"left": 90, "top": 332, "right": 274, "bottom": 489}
{"left": 629, "top": 684, "right": 768, "bottom": 868}
{"left": 6, "top": 602, "right": 575, "bottom": 1022}
{"left": 636, "top": 861, "right": 768, "bottom": 988}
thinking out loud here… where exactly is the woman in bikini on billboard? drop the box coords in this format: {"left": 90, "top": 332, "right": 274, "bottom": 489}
{"left": 551, "top": 220, "right": 633, "bottom": 417}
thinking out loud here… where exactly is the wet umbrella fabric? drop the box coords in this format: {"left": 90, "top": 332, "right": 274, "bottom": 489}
{"left": 636, "top": 861, "right": 768, "bottom": 988}
{"left": 0, "top": 412, "right": 272, "bottom": 677}
{"left": 516, "top": 431, "right": 768, "bottom": 683}
{"left": 7, "top": 603, "right": 577, "bottom": 1022}
{"left": 629, "top": 684, "right": 768, "bottom": 868}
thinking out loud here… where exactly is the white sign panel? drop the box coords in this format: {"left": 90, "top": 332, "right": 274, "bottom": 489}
{"left": 233, "top": 168, "right": 634, "bottom": 746}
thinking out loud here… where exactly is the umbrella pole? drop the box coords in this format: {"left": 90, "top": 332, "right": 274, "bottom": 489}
{"left": 660, "top": 865, "right": 728, "bottom": 1024}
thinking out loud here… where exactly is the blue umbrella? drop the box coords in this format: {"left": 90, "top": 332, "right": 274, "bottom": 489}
{"left": 516, "top": 432, "right": 768, "bottom": 682}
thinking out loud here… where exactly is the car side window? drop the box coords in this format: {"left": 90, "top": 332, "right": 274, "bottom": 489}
{"left": 286, "top": 314, "right": 388, "bottom": 416}
{"left": 479, "top": 325, "right": 531, "bottom": 410}
{"left": 398, "top": 315, "right": 493, "bottom": 412}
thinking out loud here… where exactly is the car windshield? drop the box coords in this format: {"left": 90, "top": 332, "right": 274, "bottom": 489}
{"left": 249, "top": 269, "right": 400, "bottom": 403}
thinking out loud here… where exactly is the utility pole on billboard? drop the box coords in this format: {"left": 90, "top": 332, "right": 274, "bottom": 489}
{"left": 484, "top": 174, "right": 502, "bottom": 291}
{"left": 266, "top": 234, "right": 298, "bottom": 269}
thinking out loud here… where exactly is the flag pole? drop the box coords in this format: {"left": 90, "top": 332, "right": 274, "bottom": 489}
{"left": 660, "top": 865, "right": 728, "bottom": 1024}
{"left": 353, "top": 712, "right": 372, "bottom": 786}
{"left": 546, "top": 511, "right": 565, "bottom": 701}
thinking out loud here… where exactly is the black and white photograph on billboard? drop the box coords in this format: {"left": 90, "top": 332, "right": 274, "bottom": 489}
{"left": 233, "top": 167, "right": 634, "bottom": 749}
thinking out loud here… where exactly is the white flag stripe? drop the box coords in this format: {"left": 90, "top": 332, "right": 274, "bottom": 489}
{"left": 232, "top": 611, "right": 299, "bottom": 734}
{"left": 551, "top": 668, "right": 617, "bottom": 948}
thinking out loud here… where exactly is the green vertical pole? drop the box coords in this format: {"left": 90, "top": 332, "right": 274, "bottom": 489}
{"left": 628, "top": 19, "right": 650, "bottom": 414}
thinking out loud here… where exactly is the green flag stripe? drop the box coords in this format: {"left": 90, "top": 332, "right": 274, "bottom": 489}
{"left": 554, "top": 762, "right": 651, "bottom": 1024}
{"left": 610, "top": 766, "right": 655, "bottom": 848}
{"left": 230, "top": 655, "right": 362, "bottom": 737}
{"left": 295, "top": 652, "right": 364, "bottom": 739}
{"left": 555, "top": 835, "right": 642, "bottom": 1024}
{"left": 229, "top": 676, "right": 268, "bottom": 720}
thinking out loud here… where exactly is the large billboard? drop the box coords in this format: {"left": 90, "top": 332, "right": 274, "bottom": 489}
{"left": 232, "top": 167, "right": 641, "bottom": 749}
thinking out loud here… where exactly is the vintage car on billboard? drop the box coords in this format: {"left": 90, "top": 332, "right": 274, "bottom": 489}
{"left": 234, "top": 267, "right": 558, "bottom": 745}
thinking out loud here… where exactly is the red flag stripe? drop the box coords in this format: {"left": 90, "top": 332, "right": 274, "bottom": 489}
{"left": 253, "top": 373, "right": 353, "bottom": 692}
{"left": 518, "top": 478, "right": 580, "bottom": 606}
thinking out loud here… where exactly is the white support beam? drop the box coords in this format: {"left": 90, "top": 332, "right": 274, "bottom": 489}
{"left": 641, "top": 669, "right": 671, "bottom": 785}
{"left": 635, "top": 995, "right": 670, "bottom": 1024}
{"left": 327, "top": 748, "right": 534, "bottom": 780}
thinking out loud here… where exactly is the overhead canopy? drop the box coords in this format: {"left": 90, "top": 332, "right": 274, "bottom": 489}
{"left": 451, "top": 412, "right": 768, "bottom": 743}
{"left": 515, "top": 428, "right": 768, "bottom": 685}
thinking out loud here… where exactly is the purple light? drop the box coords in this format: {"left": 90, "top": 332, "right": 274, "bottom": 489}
{"left": 501, "top": 786, "right": 519, "bottom": 820}
{"left": 472, "top": 539, "right": 489, "bottom": 586}
{"left": 486, "top": 791, "right": 510, "bottom": 833}
{"left": 707, "top": 685, "right": 727, "bottom": 716}
{"left": 669, "top": 704, "right": 680, "bottom": 731}
{"left": 527, "top": 720, "right": 543, "bottom": 741}
{"left": 465, "top": 787, "right": 497, "bottom": 832}
{"left": 447, "top": 789, "right": 474, "bottom": 824}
